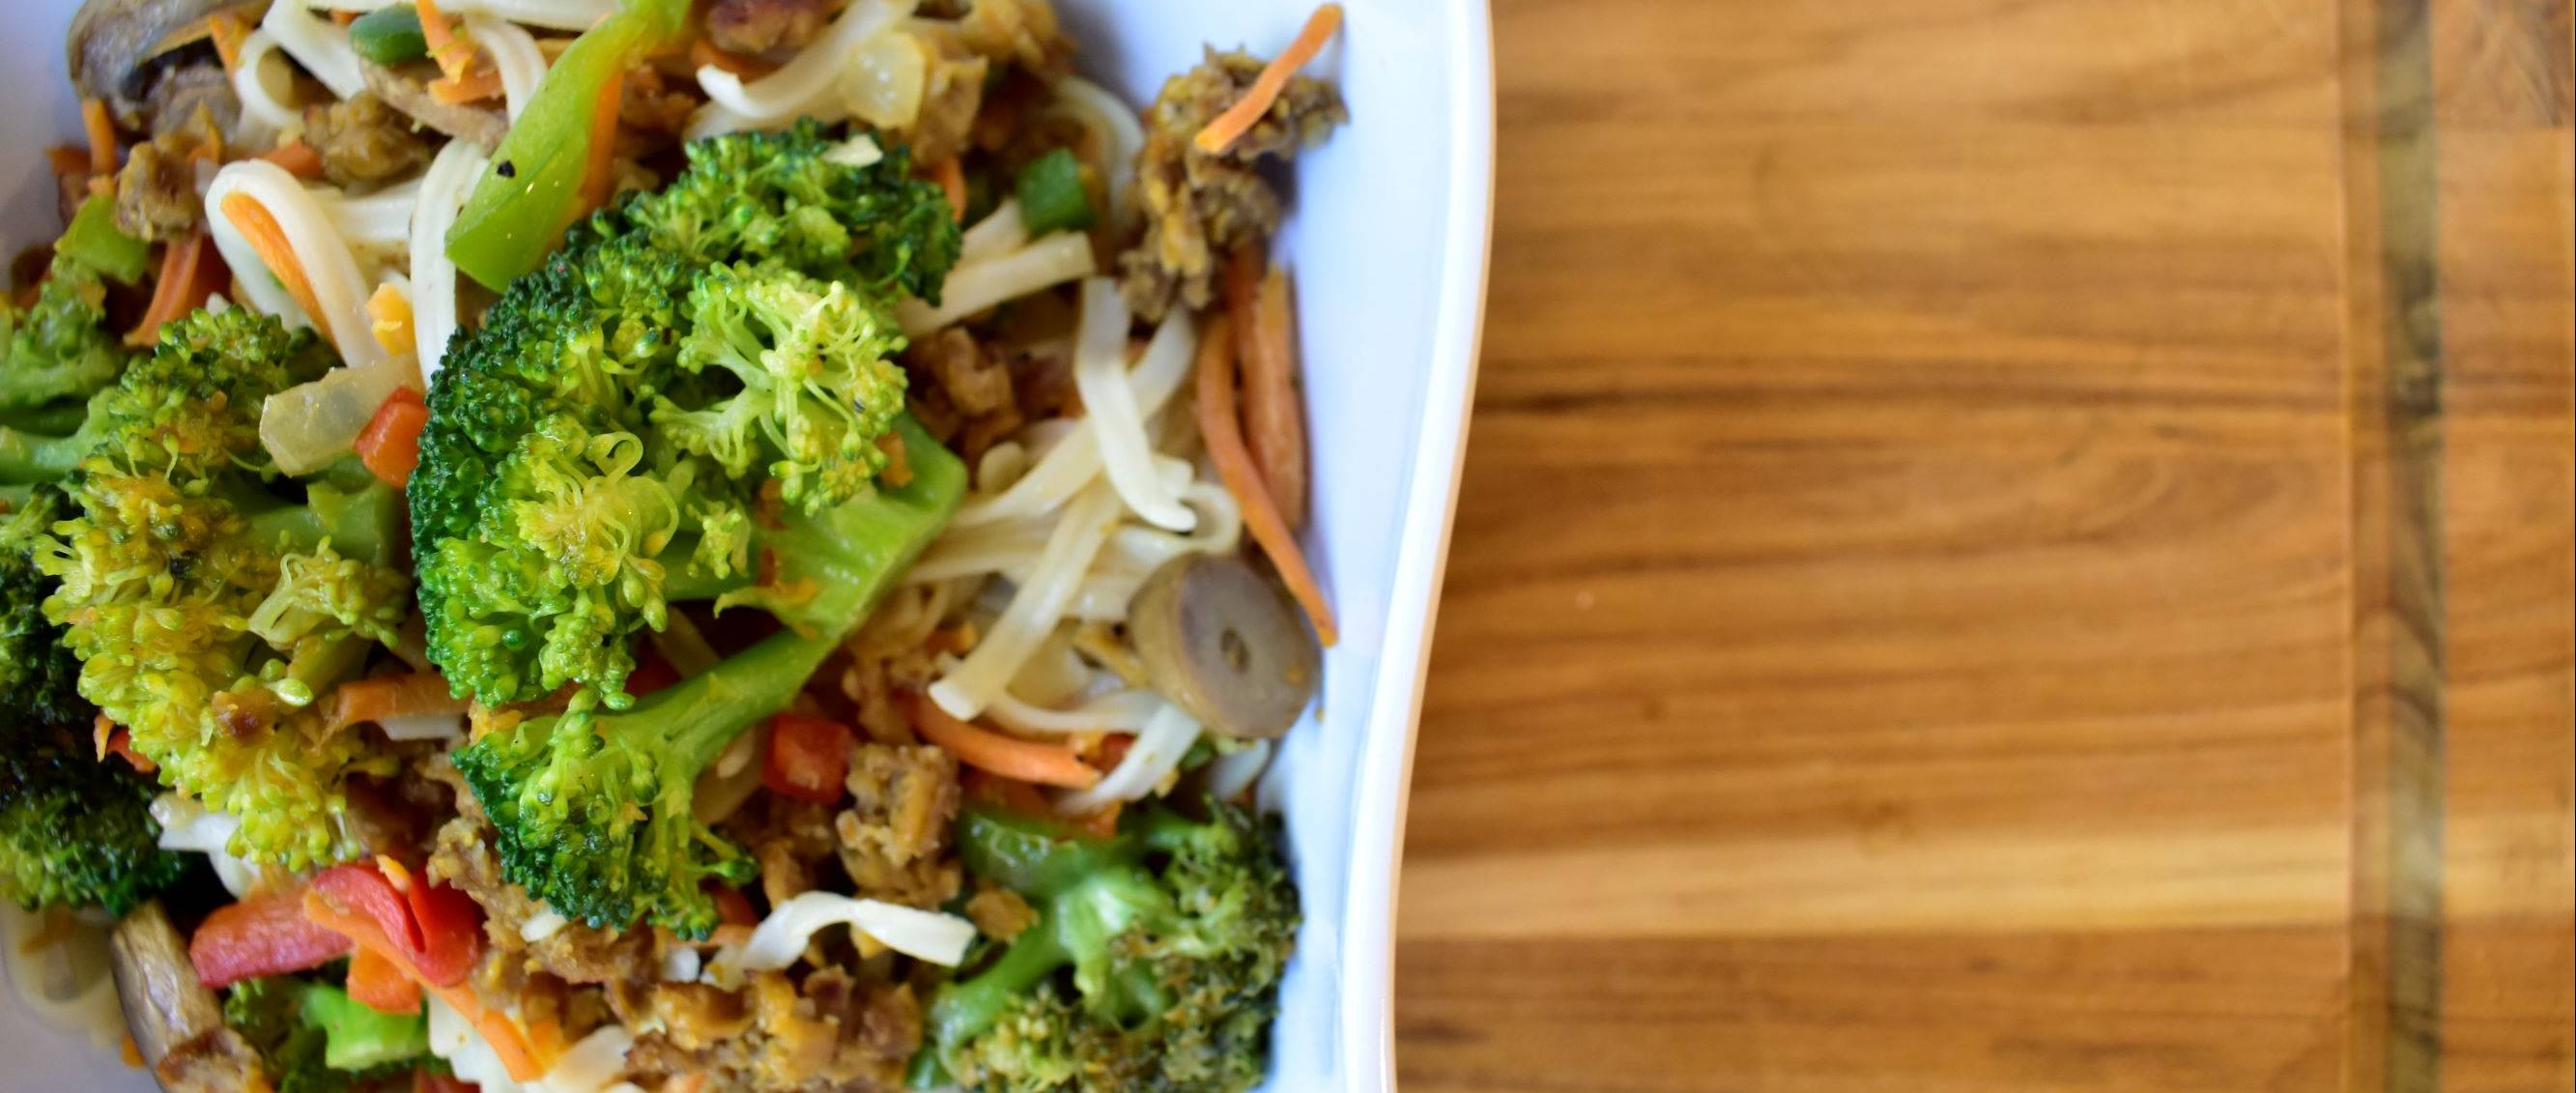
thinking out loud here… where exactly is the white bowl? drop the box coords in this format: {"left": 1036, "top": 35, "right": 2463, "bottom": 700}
{"left": 0, "top": 2, "right": 1492, "bottom": 1089}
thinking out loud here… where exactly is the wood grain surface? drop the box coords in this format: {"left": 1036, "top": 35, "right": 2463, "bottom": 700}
{"left": 1391, "top": 1, "right": 2572, "bottom": 1090}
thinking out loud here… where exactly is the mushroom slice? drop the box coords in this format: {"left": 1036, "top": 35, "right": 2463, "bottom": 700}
{"left": 110, "top": 901, "right": 264, "bottom": 1093}
{"left": 1128, "top": 553, "right": 1323, "bottom": 741}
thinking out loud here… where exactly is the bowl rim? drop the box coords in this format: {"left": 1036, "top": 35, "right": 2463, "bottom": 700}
{"left": 1331, "top": 0, "right": 1497, "bottom": 1087}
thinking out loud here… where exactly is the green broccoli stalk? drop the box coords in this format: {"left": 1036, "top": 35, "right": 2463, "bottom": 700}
{"left": 924, "top": 803, "right": 1302, "bottom": 1093}
{"left": 0, "top": 195, "right": 148, "bottom": 415}
{"left": 37, "top": 308, "right": 410, "bottom": 868}
{"left": 454, "top": 420, "right": 966, "bottom": 936}
{"left": 225, "top": 976, "right": 434, "bottom": 1093}
{"left": 0, "top": 486, "right": 186, "bottom": 914}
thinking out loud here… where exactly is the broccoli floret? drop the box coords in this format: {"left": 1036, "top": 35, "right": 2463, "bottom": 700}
{"left": 573, "top": 121, "right": 960, "bottom": 302}
{"left": 0, "top": 255, "right": 129, "bottom": 412}
{"left": 926, "top": 802, "right": 1302, "bottom": 1093}
{"left": 36, "top": 308, "right": 409, "bottom": 868}
{"left": 2, "top": 489, "right": 183, "bottom": 915}
{"left": 225, "top": 976, "right": 431, "bottom": 1093}
{"left": 453, "top": 424, "right": 965, "bottom": 936}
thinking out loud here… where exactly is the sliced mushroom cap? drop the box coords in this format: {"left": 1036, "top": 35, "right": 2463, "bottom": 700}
{"left": 1129, "top": 553, "right": 1322, "bottom": 740}
{"left": 363, "top": 58, "right": 507, "bottom": 149}
{"left": 68, "top": 0, "right": 257, "bottom": 130}
{"left": 110, "top": 901, "right": 263, "bottom": 1093}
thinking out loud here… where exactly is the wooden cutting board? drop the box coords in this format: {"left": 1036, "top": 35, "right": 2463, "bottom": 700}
{"left": 1393, "top": 1, "right": 2572, "bottom": 1090}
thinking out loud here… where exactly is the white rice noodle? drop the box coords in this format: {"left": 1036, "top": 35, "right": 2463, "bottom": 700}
{"left": 151, "top": 793, "right": 282, "bottom": 898}
{"left": 929, "top": 483, "right": 1120, "bottom": 719}
{"left": 914, "top": 480, "right": 1238, "bottom": 623}
{"left": 950, "top": 303, "right": 1197, "bottom": 528}
{"left": 1073, "top": 281, "right": 1196, "bottom": 531}
{"left": 232, "top": 30, "right": 300, "bottom": 134}
{"left": 520, "top": 907, "right": 569, "bottom": 942}
{"left": 1043, "top": 76, "right": 1144, "bottom": 231}
{"left": 470, "top": 15, "right": 551, "bottom": 122}
{"left": 706, "top": 893, "right": 976, "bottom": 988}
{"left": 1203, "top": 739, "right": 1274, "bottom": 801}
{"left": 313, "top": 179, "right": 421, "bottom": 248}
{"left": 987, "top": 684, "right": 1163, "bottom": 736}
{"left": 430, "top": 994, "right": 637, "bottom": 1093}
{"left": 958, "top": 200, "right": 1028, "bottom": 264}
{"left": 1004, "top": 625, "right": 1089, "bottom": 705}
{"left": 308, "top": 0, "right": 613, "bottom": 31}
{"left": 687, "top": 0, "right": 915, "bottom": 138}
{"left": 659, "top": 947, "right": 701, "bottom": 983}
{"left": 1054, "top": 702, "right": 1201, "bottom": 814}
{"left": 411, "top": 139, "right": 489, "bottom": 379}
{"left": 975, "top": 440, "right": 1031, "bottom": 492}
{"left": 378, "top": 711, "right": 465, "bottom": 740}
{"left": 0, "top": 904, "right": 123, "bottom": 1053}
{"left": 206, "top": 159, "right": 388, "bottom": 370}
{"left": 263, "top": 0, "right": 367, "bottom": 101}
{"left": 825, "top": 133, "right": 885, "bottom": 168}
{"left": 691, "top": 728, "right": 767, "bottom": 826}
{"left": 896, "top": 231, "right": 1096, "bottom": 336}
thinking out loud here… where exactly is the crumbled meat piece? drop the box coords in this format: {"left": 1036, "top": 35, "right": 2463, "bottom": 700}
{"left": 706, "top": 0, "right": 843, "bottom": 55}
{"left": 362, "top": 60, "right": 508, "bottom": 148}
{"left": 835, "top": 744, "right": 961, "bottom": 908}
{"left": 962, "top": 885, "right": 1036, "bottom": 941}
{"left": 902, "top": 329, "right": 1029, "bottom": 468}
{"left": 154, "top": 1028, "right": 263, "bottom": 1093}
{"left": 141, "top": 64, "right": 241, "bottom": 141}
{"left": 900, "top": 32, "right": 989, "bottom": 166}
{"left": 609, "top": 980, "right": 756, "bottom": 1050}
{"left": 113, "top": 104, "right": 223, "bottom": 243}
{"left": 427, "top": 816, "right": 662, "bottom": 984}
{"left": 837, "top": 652, "right": 932, "bottom": 746}
{"left": 619, "top": 65, "right": 702, "bottom": 138}
{"left": 621, "top": 970, "right": 922, "bottom": 1093}
{"left": 303, "top": 92, "right": 434, "bottom": 187}
{"left": 1117, "top": 49, "right": 1346, "bottom": 320}
{"left": 723, "top": 794, "right": 842, "bottom": 908}
{"left": 955, "top": 0, "right": 1074, "bottom": 81}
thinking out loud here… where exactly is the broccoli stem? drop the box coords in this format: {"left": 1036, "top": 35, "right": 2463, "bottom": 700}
{"left": 588, "top": 624, "right": 840, "bottom": 759}
{"left": 0, "top": 402, "right": 88, "bottom": 436}
{"left": 928, "top": 913, "right": 1073, "bottom": 1050}
{"left": 241, "top": 482, "right": 405, "bottom": 566}
{"left": 0, "top": 420, "right": 101, "bottom": 484}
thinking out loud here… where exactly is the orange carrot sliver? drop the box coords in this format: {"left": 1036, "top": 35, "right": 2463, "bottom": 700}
{"left": 261, "top": 139, "right": 327, "bottom": 180}
{"left": 47, "top": 145, "right": 90, "bottom": 180}
{"left": 1195, "top": 314, "right": 1338, "bottom": 645}
{"left": 366, "top": 283, "right": 415, "bottom": 357}
{"left": 1193, "top": 4, "right": 1343, "bottom": 155}
{"left": 304, "top": 892, "right": 547, "bottom": 1081}
{"left": 218, "top": 191, "right": 328, "bottom": 339}
{"left": 428, "top": 68, "right": 504, "bottom": 105}
{"left": 903, "top": 693, "right": 1102, "bottom": 789}
{"left": 80, "top": 98, "right": 117, "bottom": 178}
{"left": 575, "top": 71, "right": 627, "bottom": 214}
{"left": 346, "top": 946, "right": 422, "bottom": 1014}
{"left": 327, "top": 672, "right": 466, "bottom": 733}
{"left": 417, "top": 0, "right": 474, "bottom": 80}
{"left": 209, "top": 12, "right": 247, "bottom": 73}
{"left": 126, "top": 232, "right": 222, "bottom": 348}
{"left": 1224, "top": 251, "right": 1310, "bottom": 531}
{"left": 927, "top": 158, "right": 967, "bottom": 222}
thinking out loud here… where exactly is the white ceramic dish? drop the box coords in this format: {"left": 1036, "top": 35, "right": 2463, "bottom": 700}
{"left": 0, "top": 2, "right": 1491, "bottom": 1089}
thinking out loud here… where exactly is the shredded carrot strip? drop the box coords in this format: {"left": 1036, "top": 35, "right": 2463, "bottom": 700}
{"left": 326, "top": 673, "right": 468, "bottom": 733}
{"left": 427, "top": 67, "right": 505, "bottom": 104}
{"left": 1192, "top": 4, "right": 1343, "bottom": 155}
{"left": 331, "top": 8, "right": 358, "bottom": 25}
{"left": 931, "top": 158, "right": 967, "bottom": 222}
{"left": 208, "top": 12, "right": 247, "bottom": 73}
{"left": 92, "top": 713, "right": 116, "bottom": 762}
{"left": 46, "top": 146, "right": 89, "bottom": 179}
{"left": 1194, "top": 314, "right": 1338, "bottom": 645}
{"left": 304, "top": 892, "right": 548, "bottom": 1080}
{"left": 902, "top": 693, "right": 1102, "bottom": 789}
{"left": 218, "top": 191, "right": 329, "bottom": 340}
{"left": 81, "top": 99, "right": 117, "bottom": 179}
{"left": 366, "top": 283, "right": 415, "bottom": 357}
{"left": 1224, "top": 250, "right": 1310, "bottom": 531}
{"left": 262, "top": 139, "right": 327, "bottom": 180}
{"left": 575, "top": 71, "right": 627, "bottom": 214}
{"left": 689, "top": 37, "right": 773, "bottom": 78}
{"left": 127, "top": 232, "right": 223, "bottom": 348}
{"left": 417, "top": 0, "right": 475, "bottom": 80}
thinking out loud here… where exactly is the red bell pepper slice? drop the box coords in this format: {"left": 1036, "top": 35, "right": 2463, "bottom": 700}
{"left": 189, "top": 888, "right": 357, "bottom": 988}
{"left": 309, "top": 861, "right": 482, "bottom": 988}
{"left": 762, "top": 713, "right": 854, "bottom": 804}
